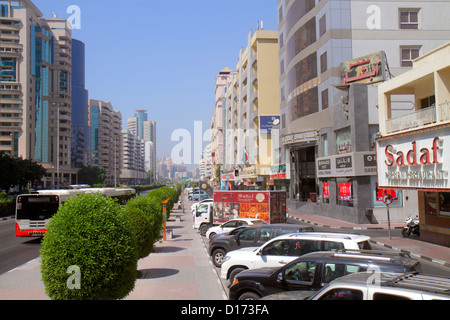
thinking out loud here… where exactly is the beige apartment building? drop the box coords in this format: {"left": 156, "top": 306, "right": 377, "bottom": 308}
{"left": 376, "top": 43, "right": 450, "bottom": 246}
{"left": 222, "top": 29, "right": 280, "bottom": 189}
{"left": 88, "top": 99, "right": 122, "bottom": 186}
{"left": 210, "top": 67, "right": 233, "bottom": 187}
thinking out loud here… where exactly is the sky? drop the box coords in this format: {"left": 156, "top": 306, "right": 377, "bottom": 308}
{"left": 32, "top": 0, "right": 278, "bottom": 165}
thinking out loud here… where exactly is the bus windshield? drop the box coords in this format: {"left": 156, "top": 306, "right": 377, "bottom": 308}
{"left": 16, "top": 195, "right": 60, "bottom": 221}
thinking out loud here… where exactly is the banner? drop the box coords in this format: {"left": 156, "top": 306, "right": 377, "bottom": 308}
{"left": 338, "top": 183, "right": 352, "bottom": 201}
{"left": 323, "top": 182, "right": 329, "bottom": 199}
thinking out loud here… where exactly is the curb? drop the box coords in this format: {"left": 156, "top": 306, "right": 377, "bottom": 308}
{"left": 0, "top": 216, "right": 14, "bottom": 221}
{"left": 288, "top": 214, "right": 450, "bottom": 269}
{"left": 370, "top": 239, "right": 450, "bottom": 269}
{"left": 287, "top": 214, "right": 403, "bottom": 230}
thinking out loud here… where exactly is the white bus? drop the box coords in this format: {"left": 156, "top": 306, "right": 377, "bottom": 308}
{"left": 15, "top": 188, "right": 136, "bottom": 237}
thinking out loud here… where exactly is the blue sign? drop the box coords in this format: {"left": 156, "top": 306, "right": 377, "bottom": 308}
{"left": 260, "top": 116, "right": 281, "bottom": 135}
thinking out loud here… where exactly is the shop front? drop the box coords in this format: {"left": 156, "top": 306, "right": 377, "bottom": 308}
{"left": 376, "top": 124, "right": 450, "bottom": 246}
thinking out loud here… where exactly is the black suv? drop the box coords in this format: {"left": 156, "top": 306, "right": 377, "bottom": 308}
{"left": 209, "top": 223, "right": 314, "bottom": 267}
{"left": 229, "top": 250, "right": 422, "bottom": 300}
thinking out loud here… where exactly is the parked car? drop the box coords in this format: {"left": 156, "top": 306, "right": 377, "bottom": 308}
{"left": 206, "top": 218, "right": 268, "bottom": 239}
{"left": 229, "top": 250, "right": 422, "bottom": 300}
{"left": 209, "top": 223, "right": 314, "bottom": 268}
{"left": 188, "top": 190, "right": 208, "bottom": 201}
{"left": 221, "top": 232, "right": 372, "bottom": 284}
{"left": 262, "top": 272, "right": 450, "bottom": 300}
{"left": 190, "top": 198, "right": 213, "bottom": 213}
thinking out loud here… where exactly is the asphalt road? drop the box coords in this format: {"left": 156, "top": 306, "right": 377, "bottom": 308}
{"left": 0, "top": 219, "right": 42, "bottom": 275}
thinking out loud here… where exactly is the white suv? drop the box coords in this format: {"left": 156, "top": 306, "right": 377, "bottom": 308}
{"left": 221, "top": 232, "right": 371, "bottom": 283}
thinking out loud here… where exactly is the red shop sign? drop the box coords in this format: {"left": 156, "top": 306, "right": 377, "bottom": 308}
{"left": 338, "top": 183, "right": 352, "bottom": 201}
{"left": 323, "top": 183, "right": 329, "bottom": 199}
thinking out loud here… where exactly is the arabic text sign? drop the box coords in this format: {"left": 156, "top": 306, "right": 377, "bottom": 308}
{"left": 341, "top": 51, "right": 386, "bottom": 85}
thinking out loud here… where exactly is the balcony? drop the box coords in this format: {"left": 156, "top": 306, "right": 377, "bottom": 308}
{"left": 385, "top": 102, "right": 450, "bottom": 134}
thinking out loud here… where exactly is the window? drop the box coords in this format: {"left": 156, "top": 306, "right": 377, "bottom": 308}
{"left": 401, "top": 46, "right": 420, "bottom": 67}
{"left": 259, "top": 227, "right": 275, "bottom": 242}
{"left": 292, "top": 240, "right": 321, "bottom": 256}
{"left": 424, "top": 192, "right": 450, "bottom": 217}
{"left": 321, "top": 89, "right": 329, "bottom": 110}
{"left": 284, "top": 261, "right": 316, "bottom": 282}
{"left": 322, "top": 241, "right": 344, "bottom": 251}
{"left": 322, "top": 263, "right": 361, "bottom": 284}
{"left": 320, "top": 52, "right": 327, "bottom": 74}
{"left": 335, "top": 127, "right": 351, "bottom": 154}
{"left": 319, "top": 14, "right": 326, "bottom": 37}
{"left": 238, "top": 228, "right": 256, "bottom": 241}
{"left": 420, "top": 95, "right": 435, "bottom": 109}
{"left": 319, "top": 288, "right": 364, "bottom": 300}
{"left": 373, "top": 293, "right": 411, "bottom": 300}
{"left": 261, "top": 240, "right": 291, "bottom": 256}
{"left": 399, "top": 9, "right": 420, "bottom": 29}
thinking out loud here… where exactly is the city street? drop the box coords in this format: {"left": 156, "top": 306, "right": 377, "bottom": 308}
{"left": 0, "top": 219, "right": 41, "bottom": 275}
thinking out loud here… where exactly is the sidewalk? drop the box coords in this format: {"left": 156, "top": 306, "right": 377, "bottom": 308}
{"left": 0, "top": 199, "right": 227, "bottom": 300}
{"left": 287, "top": 207, "right": 450, "bottom": 268}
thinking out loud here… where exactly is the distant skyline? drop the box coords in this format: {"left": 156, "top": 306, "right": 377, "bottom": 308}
{"left": 32, "top": 0, "right": 278, "bottom": 162}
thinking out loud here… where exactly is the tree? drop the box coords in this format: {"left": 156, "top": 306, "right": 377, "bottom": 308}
{"left": 0, "top": 153, "right": 46, "bottom": 192}
{"left": 77, "top": 166, "right": 106, "bottom": 186}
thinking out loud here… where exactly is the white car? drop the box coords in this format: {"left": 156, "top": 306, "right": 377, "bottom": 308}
{"left": 191, "top": 198, "right": 213, "bottom": 213}
{"left": 221, "top": 232, "right": 371, "bottom": 284}
{"left": 205, "top": 218, "right": 267, "bottom": 239}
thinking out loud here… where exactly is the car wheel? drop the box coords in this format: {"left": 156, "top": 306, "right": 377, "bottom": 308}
{"left": 229, "top": 267, "right": 246, "bottom": 285}
{"left": 200, "top": 224, "right": 209, "bottom": 236}
{"left": 188, "top": 196, "right": 192, "bottom": 200}
{"left": 238, "top": 292, "right": 261, "bottom": 300}
{"left": 212, "top": 248, "right": 226, "bottom": 267}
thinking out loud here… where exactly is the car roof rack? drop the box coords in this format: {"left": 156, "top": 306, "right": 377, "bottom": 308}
{"left": 384, "top": 273, "right": 450, "bottom": 295}
{"left": 336, "top": 249, "right": 411, "bottom": 258}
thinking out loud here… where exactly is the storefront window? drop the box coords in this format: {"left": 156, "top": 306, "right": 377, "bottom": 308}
{"left": 336, "top": 178, "right": 353, "bottom": 207}
{"left": 425, "top": 192, "right": 450, "bottom": 217}
{"left": 318, "top": 179, "right": 330, "bottom": 204}
{"left": 335, "top": 127, "right": 352, "bottom": 154}
{"left": 439, "top": 193, "right": 450, "bottom": 217}
{"left": 370, "top": 176, "right": 403, "bottom": 208}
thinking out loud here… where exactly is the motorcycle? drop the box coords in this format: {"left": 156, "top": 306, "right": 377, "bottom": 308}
{"left": 402, "top": 215, "right": 420, "bottom": 237}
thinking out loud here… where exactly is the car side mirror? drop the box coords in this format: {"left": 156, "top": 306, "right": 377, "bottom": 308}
{"left": 277, "top": 272, "right": 283, "bottom": 282}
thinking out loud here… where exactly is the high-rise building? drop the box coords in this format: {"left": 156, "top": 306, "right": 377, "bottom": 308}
{"left": 277, "top": 0, "right": 450, "bottom": 223}
{"left": 121, "top": 129, "right": 146, "bottom": 185}
{"left": 89, "top": 99, "right": 122, "bottom": 186}
{"left": 222, "top": 29, "right": 280, "bottom": 189}
{"left": 210, "top": 67, "right": 233, "bottom": 186}
{"left": 126, "top": 110, "right": 156, "bottom": 181}
{"left": 71, "top": 39, "right": 90, "bottom": 169}
{"left": 0, "top": 0, "right": 76, "bottom": 187}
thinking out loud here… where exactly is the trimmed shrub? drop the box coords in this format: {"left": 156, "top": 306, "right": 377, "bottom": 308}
{"left": 126, "top": 195, "right": 163, "bottom": 251}
{"left": 40, "top": 193, "right": 138, "bottom": 300}
{"left": 147, "top": 188, "right": 173, "bottom": 220}
{"left": 123, "top": 206, "right": 153, "bottom": 259}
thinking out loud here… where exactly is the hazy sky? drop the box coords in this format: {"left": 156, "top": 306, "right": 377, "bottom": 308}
{"left": 32, "top": 0, "right": 278, "bottom": 164}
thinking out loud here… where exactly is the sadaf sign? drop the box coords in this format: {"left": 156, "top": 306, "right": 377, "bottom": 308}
{"left": 376, "top": 126, "right": 450, "bottom": 190}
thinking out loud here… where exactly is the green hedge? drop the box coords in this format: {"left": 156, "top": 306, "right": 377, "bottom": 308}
{"left": 125, "top": 195, "right": 163, "bottom": 255}
{"left": 40, "top": 193, "right": 138, "bottom": 300}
